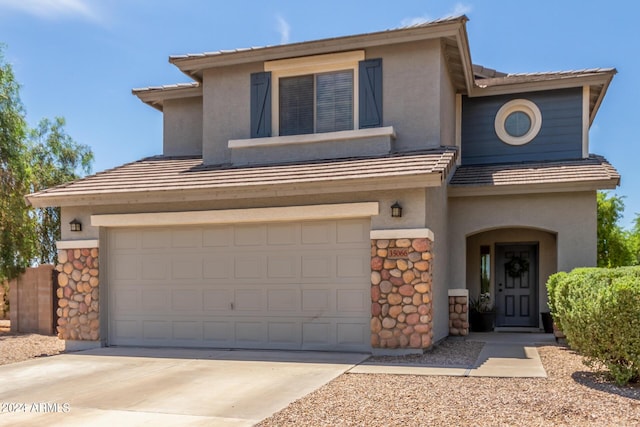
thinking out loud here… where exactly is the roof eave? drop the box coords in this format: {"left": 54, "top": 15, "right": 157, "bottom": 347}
{"left": 468, "top": 70, "right": 616, "bottom": 123}
{"left": 469, "top": 71, "right": 616, "bottom": 96}
{"left": 448, "top": 178, "right": 619, "bottom": 198}
{"left": 169, "top": 18, "right": 470, "bottom": 82}
{"left": 588, "top": 71, "right": 615, "bottom": 126}
{"left": 132, "top": 85, "right": 203, "bottom": 111}
{"left": 26, "top": 172, "right": 447, "bottom": 208}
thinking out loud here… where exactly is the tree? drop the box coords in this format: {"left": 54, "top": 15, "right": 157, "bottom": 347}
{"left": 597, "top": 192, "right": 634, "bottom": 267}
{"left": 0, "top": 46, "right": 93, "bottom": 281}
{"left": 27, "top": 118, "right": 93, "bottom": 264}
{"left": 629, "top": 214, "right": 640, "bottom": 266}
{"left": 0, "top": 46, "right": 34, "bottom": 282}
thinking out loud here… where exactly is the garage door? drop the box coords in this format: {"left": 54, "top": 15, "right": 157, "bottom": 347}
{"left": 108, "top": 219, "right": 371, "bottom": 351}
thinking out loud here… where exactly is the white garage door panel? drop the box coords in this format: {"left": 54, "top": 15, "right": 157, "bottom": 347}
{"left": 109, "top": 219, "right": 371, "bottom": 351}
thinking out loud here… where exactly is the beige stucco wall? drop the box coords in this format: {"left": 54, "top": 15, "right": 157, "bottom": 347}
{"left": 367, "top": 40, "right": 443, "bottom": 152}
{"left": 448, "top": 191, "right": 598, "bottom": 292}
{"left": 200, "top": 40, "right": 448, "bottom": 166}
{"left": 163, "top": 97, "right": 203, "bottom": 157}
{"left": 60, "top": 188, "right": 429, "bottom": 241}
{"left": 424, "top": 184, "right": 450, "bottom": 341}
{"left": 203, "top": 62, "right": 262, "bottom": 165}
{"left": 439, "top": 49, "right": 456, "bottom": 148}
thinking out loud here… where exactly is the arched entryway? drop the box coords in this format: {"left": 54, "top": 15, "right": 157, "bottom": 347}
{"left": 466, "top": 227, "right": 557, "bottom": 329}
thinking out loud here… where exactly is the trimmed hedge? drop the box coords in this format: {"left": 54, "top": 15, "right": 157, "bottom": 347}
{"left": 547, "top": 267, "right": 640, "bottom": 385}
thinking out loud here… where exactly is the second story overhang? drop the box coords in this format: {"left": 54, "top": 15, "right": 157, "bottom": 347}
{"left": 132, "top": 82, "right": 202, "bottom": 112}
{"left": 469, "top": 68, "right": 617, "bottom": 126}
{"left": 168, "top": 16, "right": 475, "bottom": 95}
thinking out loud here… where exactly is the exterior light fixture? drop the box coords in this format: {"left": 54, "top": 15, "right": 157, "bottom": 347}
{"left": 391, "top": 202, "right": 403, "bottom": 218}
{"left": 69, "top": 219, "right": 82, "bottom": 232}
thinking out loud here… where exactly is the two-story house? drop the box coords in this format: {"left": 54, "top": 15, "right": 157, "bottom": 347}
{"left": 27, "top": 16, "right": 619, "bottom": 353}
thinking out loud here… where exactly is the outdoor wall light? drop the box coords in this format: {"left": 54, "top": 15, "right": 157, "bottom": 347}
{"left": 69, "top": 219, "right": 82, "bottom": 232}
{"left": 391, "top": 202, "right": 403, "bottom": 218}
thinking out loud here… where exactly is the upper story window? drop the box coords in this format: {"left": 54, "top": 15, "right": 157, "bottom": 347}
{"left": 494, "top": 99, "right": 542, "bottom": 146}
{"left": 250, "top": 51, "right": 382, "bottom": 138}
{"left": 280, "top": 70, "right": 354, "bottom": 135}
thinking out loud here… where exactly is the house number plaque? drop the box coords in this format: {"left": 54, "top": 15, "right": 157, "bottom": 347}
{"left": 387, "top": 248, "right": 409, "bottom": 259}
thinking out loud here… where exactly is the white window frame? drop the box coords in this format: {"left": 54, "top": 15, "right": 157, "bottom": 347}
{"left": 265, "top": 50, "right": 364, "bottom": 136}
{"left": 494, "top": 99, "right": 542, "bottom": 146}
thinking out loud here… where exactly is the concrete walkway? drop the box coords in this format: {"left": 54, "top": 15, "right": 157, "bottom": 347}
{"left": 350, "top": 332, "right": 554, "bottom": 378}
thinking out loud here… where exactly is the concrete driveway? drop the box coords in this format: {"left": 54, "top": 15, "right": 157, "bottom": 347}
{"left": 0, "top": 347, "right": 368, "bottom": 426}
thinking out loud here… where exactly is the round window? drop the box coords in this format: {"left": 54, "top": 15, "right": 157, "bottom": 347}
{"left": 494, "top": 99, "right": 542, "bottom": 146}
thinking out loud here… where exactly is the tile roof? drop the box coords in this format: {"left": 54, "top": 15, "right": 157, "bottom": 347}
{"left": 131, "top": 82, "right": 200, "bottom": 94}
{"left": 449, "top": 155, "right": 620, "bottom": 188}
{"left": 168, "top": 16, "right": 467, "bottom": 62}
{"left": 27, "top": 149, "right": 457, "bottom": 206}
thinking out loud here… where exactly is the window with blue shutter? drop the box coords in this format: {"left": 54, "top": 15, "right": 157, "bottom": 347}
{"left": 250, "top": 72, "right": 271, "bottom": 138}
{"left": 251, "top": 55, "right": 382, "bottom": 137}
{"left": 359, "top": 58, "right": 383, "bottom": 128}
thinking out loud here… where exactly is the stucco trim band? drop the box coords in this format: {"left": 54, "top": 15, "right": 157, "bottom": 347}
{"left": 370, "top": 228, "right": 435, "bottom": 241}
{"left": 92, "top": 202, "right": 380, "bottom": 228}
{"left": 56, "top": 240, "right": 100, "bottom": 250}
{"left": 229, "top": 126, "right": 396, "bottom": 149}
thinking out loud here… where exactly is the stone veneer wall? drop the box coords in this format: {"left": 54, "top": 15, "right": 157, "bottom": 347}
{"left": 448, "top": 289, "right": 469, "bottom": 336}
{"left": 370, "top": 238, "right": 433, "bottom": 349}
{"left": 55, "top": 248, "right": 99, "bottom": 341}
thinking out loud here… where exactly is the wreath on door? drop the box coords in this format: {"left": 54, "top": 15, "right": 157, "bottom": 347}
{"left": 505, "top": 255, "right": 529, "bottom": 278}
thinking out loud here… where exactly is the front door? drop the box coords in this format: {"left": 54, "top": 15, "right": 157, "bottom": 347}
{"left": 495, "top": 243, "right": 538, "bottom": 327}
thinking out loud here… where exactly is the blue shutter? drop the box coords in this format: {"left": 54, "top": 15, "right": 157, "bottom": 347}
{"left": 250, "top": 72, "right": 271, "bottom": 138}
{"left": 359, "top": 59, "right": 383, "bottom": 128}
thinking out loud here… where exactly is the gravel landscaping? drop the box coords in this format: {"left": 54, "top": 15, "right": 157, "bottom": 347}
{"left": 0, "top": 329, "right": 65, "bottom": 366}
{"left": 260, "top": 343, "right": 640, "bottom": 427}
{"left": 1, "top": 329, "right": 638, "bottom": 426}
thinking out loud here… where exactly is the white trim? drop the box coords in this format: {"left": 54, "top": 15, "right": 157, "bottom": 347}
{"left": 265, "top": 51, "right": 365, "bottom": 74}
{"left": 56, "top": 239, "right": 99, "bottom": 250}
{"left": 455, "top": 94, "right": 462, "bottom": 166}
{"left": 92, "top": 203, "right": 380, "bottom": 228}
{"left": 265, "top": 51, "right": 364, "bottom": 136}
{"left": 494, "top": 99, "right": 542, "bottom": 146}
{"left": 448, "top": 289, "right": 469, "bottom": 297}
{"left": 229, "top": 126, "right": 395, "bottom": 149}
{"left": 582, "top": 86, "right": 590, "bottom": 158}
{"left": 370, "top": 228, "right": 435, "bottom": 241}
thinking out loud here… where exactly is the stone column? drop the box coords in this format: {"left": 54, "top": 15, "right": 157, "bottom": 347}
{"left": 370, "top": 230, "right": 434, "bottom": 350}
{"left": 448, "top": 289, "right": 469, "bottom": 336}
{"left": 55, "top": 242, "right": 100, "bottom": 344}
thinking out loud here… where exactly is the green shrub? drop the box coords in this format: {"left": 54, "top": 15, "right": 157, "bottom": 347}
{"left": 546, "top": 266, "right": 640, "bottom": 385}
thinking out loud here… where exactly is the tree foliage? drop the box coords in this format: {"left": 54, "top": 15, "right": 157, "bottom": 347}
{"left": 597, "top": 192, "right": 640, "bottom": 268}
{"left": 0, "top": 46, "right": 93, "bottom": 281}
{"left": 0, "top": 46, "right": 33, "bottom": 281}
{"left": 27, "top": 118, "right": 93, "bottom": 264}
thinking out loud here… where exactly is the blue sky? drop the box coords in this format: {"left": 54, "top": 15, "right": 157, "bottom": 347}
{"left": 1, "top": 0, "right": 638, "bottom": 226}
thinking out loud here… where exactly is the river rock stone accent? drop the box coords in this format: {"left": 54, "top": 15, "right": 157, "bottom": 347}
{"left": 55, "top": 248, "right": 99, "bottom": 341}
{"left": 448, "top": 289, "right": 469, "bottom": 336}
{"left": 370, "top": 237, "right": 433, "bottom": 349}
